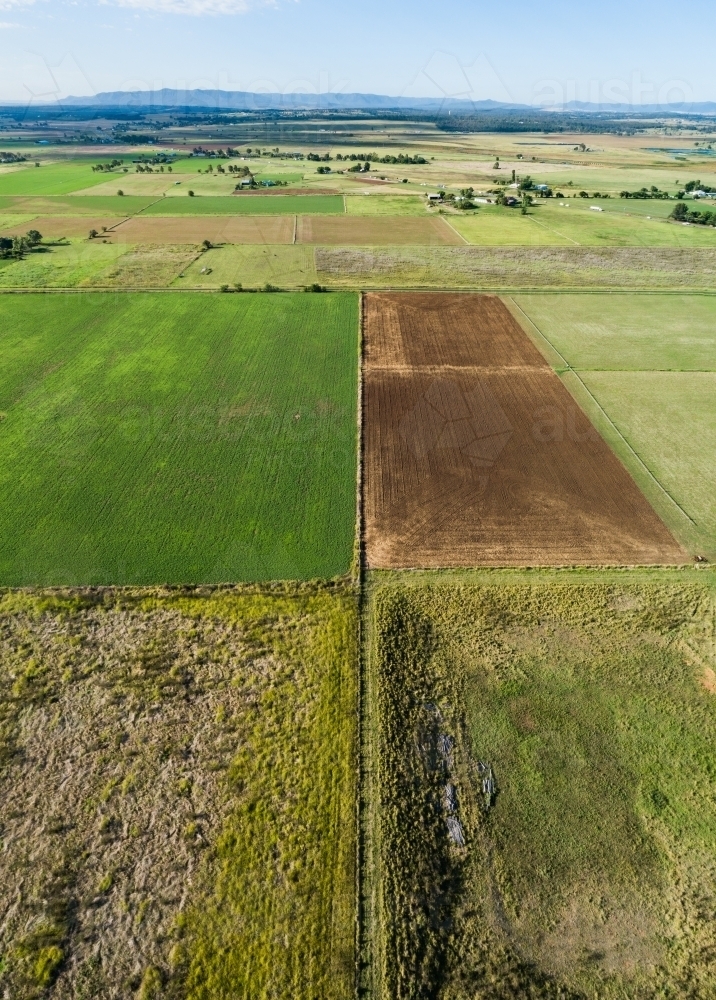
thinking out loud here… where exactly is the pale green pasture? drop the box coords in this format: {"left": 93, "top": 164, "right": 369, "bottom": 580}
{"left": 0, "top": 240, "right": 125, "bottom": 287}
{"left": 580, "top": 371, "right": 716, "bottom": 553}
{"left": 177, "top": 244, "right": 317, "bottom": 288}
{"left": 0, "top": 159, "right": 119, "bottom": 196}
{"left": 452, "top": 203, "right": 716, "bottom": 246}
{"left": 450, "top": 208, "right": 571, "bottom": 245}
{"left": 513, "top": 293, "right": 716, "bottom": 370}
{"left": 345, "top": 195, "right": 427, "bottom": 216}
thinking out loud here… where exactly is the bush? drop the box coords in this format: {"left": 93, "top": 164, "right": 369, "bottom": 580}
{"left": 188, "top": 190, "right": 195, "bottom": 197}
{"left": 117, "top": 190, "right": 124, "bottom": 196}
{"left": 33, "top": 946, "right": 64, "bottom": 988}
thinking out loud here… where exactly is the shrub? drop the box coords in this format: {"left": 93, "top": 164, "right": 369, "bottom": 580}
{"left": 33, "top": 946, "right": 64, "bottom": 988}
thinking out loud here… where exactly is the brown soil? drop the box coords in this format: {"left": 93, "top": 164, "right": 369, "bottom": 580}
{"left": 109, "top": 215, "right": 294, "bottom": 244}
{"left": 701, "top": 667, "right": 716, "bottom": 693}
{"left": 297, "top": 215, "right": 462, "bottom": 246}
{"left": 0, "top": 216, "right": 124, "bottom": 238}
{"left": 363, "top": 292, "right": 686, "bottom": 567}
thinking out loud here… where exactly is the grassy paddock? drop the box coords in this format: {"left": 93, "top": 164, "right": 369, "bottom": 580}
{"left": 0, "top": 240, "right": 126, "bottom": 288}
{"left": 0, "top": 583, "right": 357, "bottom": 1000}
{"left": 368, "top": 569, "right": 716, "bottom": 999}
{"left": 315, "top": 245, "right": 716, "bottom": 289}
{"left": 452, "top": 203, "right": 716, "bottom": 246}
{"left": 0, "top": 196, "right": 157, "bottom": 216}
{"left": 0, "top": 292, "right": 358, "bottom": 584}
{"left": 345, "top": 195, "right": 428, "bottom": 216}
{"left": 0, "top": 160, "right": 120, "bottom": 197}
{"left": 177, "top": 245, "right": 318, "bottom": 288}
{"left": 511, "top": 293, "right": 716, "bottom": 556}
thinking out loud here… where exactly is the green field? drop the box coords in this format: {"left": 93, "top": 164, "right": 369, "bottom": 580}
{"left": 0, "top": 160, "right": 119, "bottom": 196}
{"left": 142, "top": 195, "right": 345, "bottom": 215}
{"left": 512, "top": 293, "right": 716, "bottom": 556}
{"left": 0, "top": 584, "right": 356, "bottom": 1000}
{"left": 368, "top": 570, "right": 716, "bottom": 999}
{"left": 178, "top": 244, "right": 318, "bottom": 288}
{"left": 0, "top": 292, "right": 358, "bottom": 584}
{"left": 0, "top": 241, "right": 126, "bottom": 287}
{"left": 345, "top": 195, "right": 427, "bottom": 216}
{"left": 452, "top": 203, "right": 716, "bottom": 246}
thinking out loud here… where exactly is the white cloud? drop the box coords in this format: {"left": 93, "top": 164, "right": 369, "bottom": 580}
{"left": 112, "top": 0, "right": 276, "bottom": 14}
{"left": 0, "top": 0, "right": 34, "bottom": 10}
{"left": 0, "top": 19, "right": 21, "bottom": 24}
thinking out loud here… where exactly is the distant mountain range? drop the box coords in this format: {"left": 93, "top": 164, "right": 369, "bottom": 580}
{"left": 56, "top": 89, "right": 531, "bottom": 112}
{"left": 11, "top": 89, "right": 716, "bottom": 114}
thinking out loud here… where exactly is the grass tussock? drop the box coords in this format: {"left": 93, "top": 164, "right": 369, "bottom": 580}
{"left": 0, "top": 583, "right": 356, "bottom": 999}
{"left": 370, "top": 571, "right": 716, "bottom": 999}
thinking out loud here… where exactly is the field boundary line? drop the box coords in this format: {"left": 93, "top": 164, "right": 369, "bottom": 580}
{"left": 355, "top": 290, "right": 375, "bottom": 1000}
{"left": 108, "top": 194, "right": 168, "bottom": 227}
{"left": 527, "top": 214, "right": 580, "bottom": 245}
{"left": 508, "top": 296, "right": 697, "bottom": 529}
{"left": 440, "top": 216, "right": 468, "bottom": 244}
{"left": 292, "top": 215, "right": 297, "bottom": 244}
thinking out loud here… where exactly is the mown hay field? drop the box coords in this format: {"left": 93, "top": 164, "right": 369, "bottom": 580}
{"left": 0, "top": 583, "right": 356, "bottom": 1000}
{"left": 141, "top": 195, "right": 345, "bottom": 216}
{"left": 369, "top": 569, "right": 716, "bottom": 1000}
{"left": 512, "top": 293, "right": 716, "bottom": 557}
{"left": 0, "top": 292, "right": 358, "bottom": 584}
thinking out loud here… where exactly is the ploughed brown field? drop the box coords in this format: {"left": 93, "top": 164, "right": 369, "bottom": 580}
{"left": 296, "top": 215, "right": 463, "bottom": 245}
{"left": 363, "top": 292, "right": 685, "bottom": 567}
{"left": 110, "top": 214, "right": 295, "bottom": 244}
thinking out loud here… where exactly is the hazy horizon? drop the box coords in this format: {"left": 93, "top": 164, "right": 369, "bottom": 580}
{"left": 0, "top": 0, "right": 715, "bottom": 110}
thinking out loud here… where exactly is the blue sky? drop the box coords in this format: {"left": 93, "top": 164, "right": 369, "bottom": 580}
{"left": 0, "top": 0, "right": 714, "bottom": 106}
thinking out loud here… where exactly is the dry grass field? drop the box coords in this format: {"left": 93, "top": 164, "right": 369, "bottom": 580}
{"left": 111, "top": 215, "right": 295, "bottom": 245}
{"left": 363, "top": 293, "right": 685, "bottom": 568}
{"left": 0, "top": 584, "right": 356, "bottom": 1000}
{"left": 317, "top": 246, "right": 716, "bottom": 288}
{"left": 0, "top": 216, "right": 125, "bottom": 238}
{"left": 296, "top": 215, "right": 463, "bottom": 245}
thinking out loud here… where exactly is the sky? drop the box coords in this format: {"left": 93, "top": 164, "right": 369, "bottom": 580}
{"left": 0, "top": 0, "right": 714, "bottom": 107}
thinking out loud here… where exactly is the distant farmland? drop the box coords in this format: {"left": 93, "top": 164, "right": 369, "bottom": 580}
{"left": 0, "top": 292, "right": 358, "bottom": 584}
{"left": 142, "top": 194, "right": 345, "bottom": 215}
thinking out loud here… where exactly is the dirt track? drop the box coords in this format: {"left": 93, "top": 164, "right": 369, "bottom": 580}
{"left": 363, "top": 292, "right": 685, "bottom": 567}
